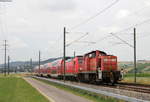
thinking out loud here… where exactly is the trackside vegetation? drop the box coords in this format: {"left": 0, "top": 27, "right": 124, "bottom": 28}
{"left": 34, "top": 78, "right": 125, "bottom": 102}
{"left": 119, "top": 62, "right": 150, "bottom": 85}
{"left": 122, "top": 77, "right": 150, "bottom": 84}
{"left": 124, "top": 73, "right": 150, "bottom": 77}
{"left": 122, "top": 73, "right": 150, "bottom": 85}
{"left": 0, "top": 76, "right": 49, "bottom": 102}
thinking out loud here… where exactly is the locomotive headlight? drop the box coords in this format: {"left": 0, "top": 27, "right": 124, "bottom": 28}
{"left": 79, "top": 67, "right": 82, "bottom": 71}
{"left": 104, "top": 59, "right": 108, "bottom": 62}
{"left": 111, "top": 59, "right": 117, "bottom": 62}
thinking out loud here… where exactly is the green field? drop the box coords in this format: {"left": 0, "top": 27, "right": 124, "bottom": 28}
{"left": 0, "top": 76, "right": 49, "bottom": 102}
{"left": 119, "top": 62, "right": 150, "bottom": 73}
{"left": 122, "top": 73, "right": 150, "bottom": 85}
{"left": 124, "top": 73, "right": 150, "bottom": 77}
{"left": 122, "top": 77, "right": 150, "bottom": 84}
{"left": 119, "top": 62, "right": 150, "bottom": 84}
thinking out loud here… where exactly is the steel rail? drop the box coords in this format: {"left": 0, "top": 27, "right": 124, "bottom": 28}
{"left": 32, "top": 76, "right": 149, "bottom": 102}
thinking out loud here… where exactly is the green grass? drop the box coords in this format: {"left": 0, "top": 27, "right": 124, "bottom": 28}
{"left": 124, "top": 73, "right": 150, "bottom": 77}
{"left": 0, "top": 73, "right": 31, "bottom": 77}
{"left": 122, "top": 73, "right": 150, "bottom": 85}
{"left": 122, "top": 77, "right": 150, "bottom": 85}
{"left": 35, "top": 78, "right": 124, "bottom": 102}
{"left": 0, "top": 77, "right": 49, "bottom": 102}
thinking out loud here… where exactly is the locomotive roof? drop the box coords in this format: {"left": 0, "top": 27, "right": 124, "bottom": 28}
{"left": 84, "top": 50, "right": 107, "bottom": 55}
{"left": 76, "top": 55, "right": 83, "bottom": 57}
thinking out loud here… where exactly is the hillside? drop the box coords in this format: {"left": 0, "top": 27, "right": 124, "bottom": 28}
{"left": 119, "top": 60, "right": 150, "bottom": 73}
{"left": 0, "top": 56, "right": 74, "bottom": 73}
{"left": 0, "top": 57, "right": 61, "bottom": 72}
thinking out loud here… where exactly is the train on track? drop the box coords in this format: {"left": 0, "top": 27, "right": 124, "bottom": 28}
{"left": 34, "top": 50, "right": 122, "bottom": 84}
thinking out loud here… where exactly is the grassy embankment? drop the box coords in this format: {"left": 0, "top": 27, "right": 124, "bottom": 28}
{"left": 122, "top": 73, "right": 150, "bottom": 85}
{"left": 0, "top": 74, "right": 49, "bottom": 102}
{"left": 119, "top": 62, "right": 150, "bottom": 85}
{"left": 35, "top": 77, "right": 125, "bottom": 102}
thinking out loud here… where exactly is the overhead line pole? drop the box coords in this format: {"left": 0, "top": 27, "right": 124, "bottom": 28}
{"left": 7, "top": 56, "right": 10, "bottom": 75}
{"left": 39, "top": 51, "right": 41, "bottom": 75}
{"left": 134, "top": 28, "right": 137, "bottom": 83}
{"left": 110, "top": 28, "right": 137, "bottom": 83}
{"left": 0, "top": 0, "right": 12, "bottom": 76}
{"left": 74, "top": 51, "right": 76, "bottom": 58}
{"left": 30, "top": 58, "right": 32, "bottom": 73}
{"left": 63, "top": 27, "right": 66, "bottom": 82}
{"left": 4, "top": 40, "right": 8, "bottom": 76}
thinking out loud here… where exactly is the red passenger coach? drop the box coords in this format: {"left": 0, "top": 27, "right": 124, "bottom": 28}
{"left": 45, "top": 63, "right": 51, "bottom": 77}
{"left": 64, "top": 56, "right": 83, "bottom": 79}
{"left": 66, "top": 59, "right": 74, "bottom": 75}
{"left": 73, "top": 56, "right": 83, "bottom": 74}
{"left": 50, "top": 59, "right": 63, "bottom": 78}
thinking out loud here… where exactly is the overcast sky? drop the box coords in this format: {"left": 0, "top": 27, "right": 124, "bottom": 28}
{"left": 0, "top": 0, "right": 150, "bottom": 63}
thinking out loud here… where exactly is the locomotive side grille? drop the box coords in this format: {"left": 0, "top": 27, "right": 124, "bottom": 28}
{"left": 102, "top": 56, "right": 117, "bottom": 71}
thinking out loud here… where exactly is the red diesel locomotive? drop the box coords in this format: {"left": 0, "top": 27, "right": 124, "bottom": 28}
{"left": 34, "top": 50, "right": 122, "bottom": 84}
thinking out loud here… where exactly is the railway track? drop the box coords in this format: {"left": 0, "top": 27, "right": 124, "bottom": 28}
{"left": 57, "top": 79, "right": 150, "bottom": 94}
{"left": 114, "top": 83, "right": 150, "bottom": 94}
{"left": 38, "top": 76, "right": 150, "bottom": 94}
{"left": 82, "top": 81, "right": 150, "bottom": 94}
{"left": 90, "top": 82, "right": 150, "bottom": 94}
{"left": 33, "top": 76, "right": 150, "bottom": 102}
{"left": 97, "top": 82, "right": 150, "bottom": 94}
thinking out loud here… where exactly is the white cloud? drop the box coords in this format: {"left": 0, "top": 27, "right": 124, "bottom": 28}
{"left": 27, "top": 0, "right": 76, "bottom": 12}
{"left": 144, "top": 0, "right": 150, "bottom": 6}
{"left": 115, "top": 9, "right": 130, "bottom": 19}
{"left": 0, "top": 0, "right": 149, "bottom": 61}
{"left": 98, "top": 26, "right": 120, "bottom": 33}
{"left": 8, "top": 36, "right": 28, "bottom": 49}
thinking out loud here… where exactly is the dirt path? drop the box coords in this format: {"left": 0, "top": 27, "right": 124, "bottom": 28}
{"left": 24, "top": 77, "right": 92, "bottom": 102}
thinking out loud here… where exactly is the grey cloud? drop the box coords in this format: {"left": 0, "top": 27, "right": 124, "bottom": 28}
{"left": 40, "top": 0, "right": 77, "bottom": 12}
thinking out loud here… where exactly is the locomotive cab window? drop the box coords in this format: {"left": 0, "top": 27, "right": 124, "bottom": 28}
{"left": 89, "top": 53, "right": 96, "bottom": 58}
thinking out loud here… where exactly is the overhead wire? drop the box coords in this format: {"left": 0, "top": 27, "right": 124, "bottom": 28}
{"left": 81, "top": 17, "right": 150, "bottom": 52}
{"left": 98, "top": 17, "right": 150, "bottom": 44}
{"left": 89, "top": 3, "right": 150, "bottom": 45}
{"left": 65, "top": 0, "right": 120, "bottom": 48}
{"left": 49, "top": 0, "right": 121, "bottom": 56}
{"left": 51, "top": 0, "right": 150, "bottom": 57}
{"left": 70, "top": 0, "right": 120, "bottom": 30}
{"left": 110, "top": 33, "right": 133, "bottom": 48}
{"left": 66, "top": 33, "right": 89, "bottom": 47}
